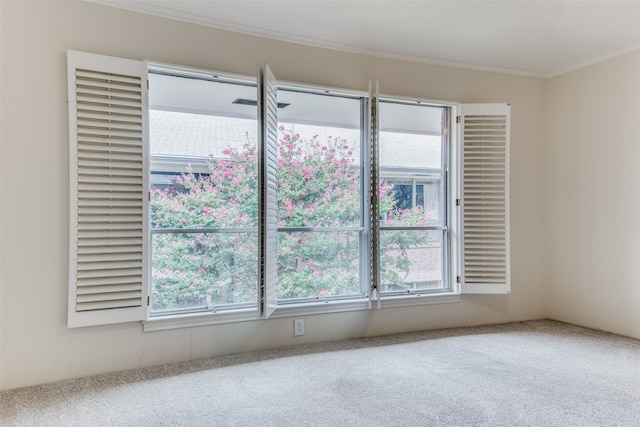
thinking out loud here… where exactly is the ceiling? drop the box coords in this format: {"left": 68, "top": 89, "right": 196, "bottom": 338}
{"left": 92, "top": 1, "right": 640, "bottom": 77}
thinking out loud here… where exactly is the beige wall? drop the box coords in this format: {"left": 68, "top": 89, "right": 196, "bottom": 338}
{"left": 546, "top": 51, "right": 640, "bottom": 339}
{"left": 0, "top": 1, "right": 546, "bottom": 390}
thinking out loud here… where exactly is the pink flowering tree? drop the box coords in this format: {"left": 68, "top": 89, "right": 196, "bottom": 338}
{"left": 151, "top": 128, "right": 430, "bottom": 310}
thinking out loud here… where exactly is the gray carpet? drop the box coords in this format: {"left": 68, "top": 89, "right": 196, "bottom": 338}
{"left": 2, "top": 320, "right": 639, "bottom": 426}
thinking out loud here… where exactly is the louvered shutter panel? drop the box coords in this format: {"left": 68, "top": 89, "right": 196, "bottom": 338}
{"left": 368, "top": 81, "right": 381, "bottom": 308}
{"left": 67, "top": 51, "right": 149, "bottom": 327}
{"left": 459, "top": 103, "right": 510, "bottom": 294}
{"left": 258, "top": 64, "right": 279, "bottom": 319}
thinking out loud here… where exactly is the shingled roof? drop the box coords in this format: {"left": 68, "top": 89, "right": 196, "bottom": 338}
{"left": 150, "top": 110, "right": 442, "bottom": 172}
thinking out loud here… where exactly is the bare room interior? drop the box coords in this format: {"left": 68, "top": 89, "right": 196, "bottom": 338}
{"left": 1, "top": 1, "right": 639, "bottom": 425}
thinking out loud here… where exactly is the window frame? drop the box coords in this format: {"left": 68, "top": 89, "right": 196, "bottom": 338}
{"left": 143, "top": 70, "right": 460, "bottom": 326}
{"left": 376, "top": 97, "right": 453, "bottom": 298}
{"left": 147, "top": 65, "right": 261, "bottom": 315}
{"left": 272, "top": 84, "right": 369, "bottom": 304}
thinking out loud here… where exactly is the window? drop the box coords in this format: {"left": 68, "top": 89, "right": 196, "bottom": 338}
{"left": 378, "top": 100, "right": 449, "bottom": 294}
{"left": 148, "top": 71, "right": 259, "bottom": 314}
{"left": 275, "top": 89, "right": 365, "bottom": 302}
{"left": 67, "top": 51, "right": 510, "bottom": 328}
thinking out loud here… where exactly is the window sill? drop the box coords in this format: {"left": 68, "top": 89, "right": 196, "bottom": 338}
{"left": 142, "top": 292, "right": 460, "bottom": 332}
{"left": 143, "top": 308, "right": 257, "bottom": 332}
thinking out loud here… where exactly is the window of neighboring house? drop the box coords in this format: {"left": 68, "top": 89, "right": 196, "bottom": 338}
{"left": 382, "top": 178, "right": 441, "bottom": 223}
{"left": 378, "top": 100, "right": 449, "bottom": 294}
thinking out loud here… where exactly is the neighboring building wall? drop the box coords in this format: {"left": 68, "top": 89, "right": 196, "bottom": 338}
{"left": 0, "top": 1, "right": 546, "bottom": 390}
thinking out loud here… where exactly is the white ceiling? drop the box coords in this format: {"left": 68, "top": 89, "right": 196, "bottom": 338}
{"left": 93, "top": 0, "right": 640, "bottom": 77}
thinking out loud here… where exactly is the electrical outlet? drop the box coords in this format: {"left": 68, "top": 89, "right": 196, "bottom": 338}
{"left": 294, "top": 319, "right": 304, "bottom": 336}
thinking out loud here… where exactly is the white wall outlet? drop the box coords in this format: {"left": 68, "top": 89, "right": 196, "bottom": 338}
{"left": 294, "top": 318, "right": 304, "bottom": 336}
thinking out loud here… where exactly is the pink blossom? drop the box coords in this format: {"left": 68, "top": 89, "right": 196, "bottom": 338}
{"left": 223, "top": 169, "right": 231, "bottom": 178}
{"left": 301, "top": 167, "right": 311, "bottom": 180}
{"left": 285, "top": 199, "right": 293, "bottom": 218}
{"left": 318, "top": 290, "right": 329, "bottom": 297}
{"left": 198, "top": 268, "right": 206, "bottom": 276}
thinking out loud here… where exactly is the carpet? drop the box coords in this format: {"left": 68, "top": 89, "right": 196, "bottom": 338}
{"left": 1, "top": 320, "right": 639, "bottom": 426}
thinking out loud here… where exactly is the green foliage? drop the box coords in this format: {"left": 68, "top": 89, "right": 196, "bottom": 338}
{"left": 151, "top": 128, "right": 430, "bottom": 311}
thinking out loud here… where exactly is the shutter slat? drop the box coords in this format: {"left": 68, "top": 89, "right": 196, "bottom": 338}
{"left": 76, "top": 298, "right": 142, "bottom": 312}
{"left": 78, "top": 135, "right": 144, "bottom": 147}
{"left": 77, "top": 267, "right": 142, "bottom": 279}
{"left": 76, "top": 277, "right": 141, "bottom": 288}
{"left": 77, "top": 238, "right": 142, "bottom": 248}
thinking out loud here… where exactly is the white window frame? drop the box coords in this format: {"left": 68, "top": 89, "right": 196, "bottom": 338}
{"left": 68, "top": 51, "right": 510, "bottom": 331}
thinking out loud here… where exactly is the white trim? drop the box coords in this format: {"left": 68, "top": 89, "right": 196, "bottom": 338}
{"left": 88, "top": 1, "right": 640, "bottom": 79}
{"left": 146, "top": 60, "right": 255, "bottom": 84}
{"left": 143, "top": 308, "right": 257, "bottom": 332}
{"left": 380, "top": 293, "right": 460, "bottom": 309}
{"left": 143, "top": 293, "right": 460, "bottom": 332}
{"left": 87, "top": 1, "right": 545, "bottom": 79}
{"left": 547, "top": 43, "right": 640, "bottom": 78}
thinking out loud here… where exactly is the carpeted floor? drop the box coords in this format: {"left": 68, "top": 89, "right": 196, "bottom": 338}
{"left": 1, "top": 320, "right": 639, "bottom": 426}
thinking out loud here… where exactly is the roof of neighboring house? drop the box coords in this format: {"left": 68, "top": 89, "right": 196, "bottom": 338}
{"left": 150, "top": 110, "right": 442, "bottom": 172}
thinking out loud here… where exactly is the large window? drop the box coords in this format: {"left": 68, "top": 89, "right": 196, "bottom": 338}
{"left": 66, "top": 51, "right": 510, "bottom": 328}
{"left": 147, "top": 77, "right": 451, "bottom": 311}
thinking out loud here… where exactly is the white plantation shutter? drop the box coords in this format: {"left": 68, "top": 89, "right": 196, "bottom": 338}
{"left": 67, "top": 51, "right": 149, "bottom": 327}
{"left": 368, "top": 81, "right": 381, "bottom": 308}
{"left": 258, "top": 64, "right": 279, "bottom": 319}
{"left": 459, "top": 103, "right": 510, "bottom": 294}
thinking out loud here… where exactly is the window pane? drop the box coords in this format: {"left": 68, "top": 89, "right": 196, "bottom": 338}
{"left": 378, "top": 101, "right": 447, "bottom": 294}
{"left": 150, "top": 160, "right": 258, "bottom": 229}
{"left": 416, "top": 183, "right": 424, "bottom": 208}
{"left": 378, "top": 102, "right": 444, "bottom": 225}
{"left": 276, "top": 89, "right": 364, "bottom": 302}
{"left": 278, "top": 231, "right": 360, "bottom": 299}
{"left": 385, "top": 178, "right": 412, "bottom": 211}
{"left": 149, "top": 72, "right": 259, "bottom": 311}
{"left": 151, "top": 233, "right": 258, "bottom": 310}
{"left": 380, "top": 230, "right": 445, "bottom": 292}
{"left": 422, "top": 181, "right": 440, "bottom": 223}
{"left": 277, "top": 90, "right": 362, "bottom": 228}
